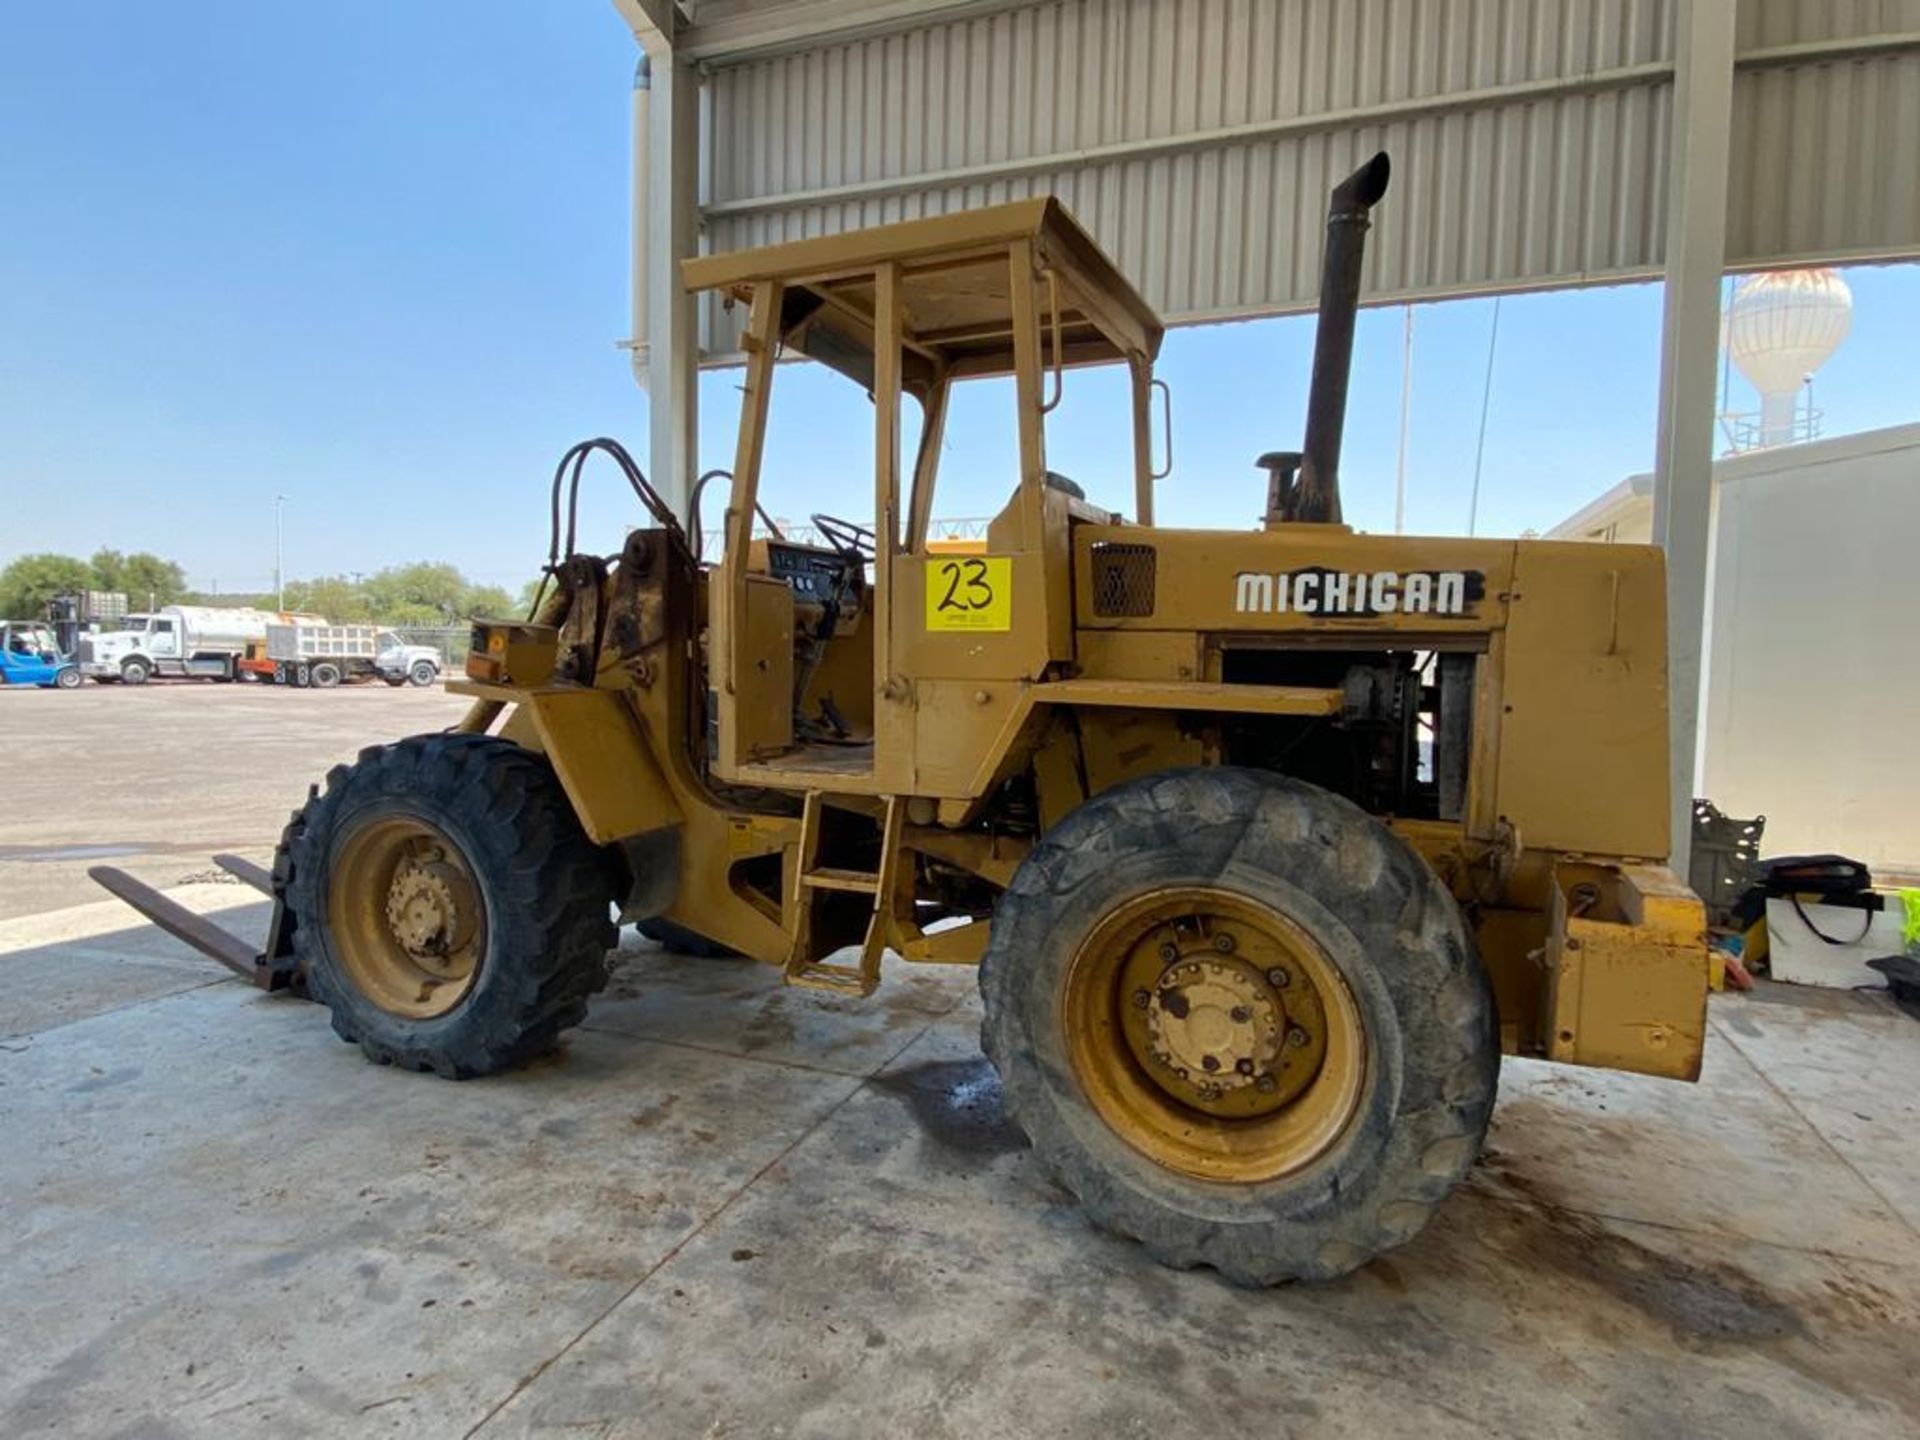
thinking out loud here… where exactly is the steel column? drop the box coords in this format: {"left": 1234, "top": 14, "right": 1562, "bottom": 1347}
{"left": 615, "top": 1, "right": 701, "bottom": 522}
{"left": 1652, "top": 0, "right": 1736, "bottom": 881}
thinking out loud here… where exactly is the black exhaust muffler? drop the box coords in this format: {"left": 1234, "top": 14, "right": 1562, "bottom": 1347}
{"left": 1269, "top": 151, "right": 1391, "bottom": 527}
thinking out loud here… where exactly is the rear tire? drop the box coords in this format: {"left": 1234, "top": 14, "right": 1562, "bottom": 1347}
{"left": 980, "top": 767, "right": 1497, "bottom": 1285}
{"left": 311, "top": 661, "right": 342, "bottom": 689}
{"left": 287, "top": 735, "right": 618, "bottom": 1078}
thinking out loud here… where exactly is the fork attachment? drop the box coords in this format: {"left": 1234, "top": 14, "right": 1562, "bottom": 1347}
{"left": 88, "top": 844, "right": 305, "bottom": 994}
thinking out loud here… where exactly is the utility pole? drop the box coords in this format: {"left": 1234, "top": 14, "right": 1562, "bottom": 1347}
{"left": 1467, "top": 297, "right": 1503, "bottom": 537}
{"left": 1393, "top": 305, "right": 1414, "bottom": 533}
{"left": 275, "top": 494, "right": 288, "bottom": 611}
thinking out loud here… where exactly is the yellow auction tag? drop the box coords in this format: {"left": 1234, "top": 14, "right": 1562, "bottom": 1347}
{"left": 925, "top": 555, "right": 1012, "bottom": 632}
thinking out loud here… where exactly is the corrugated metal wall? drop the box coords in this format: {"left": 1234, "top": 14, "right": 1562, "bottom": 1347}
{"left": 1728, "top": 0, "right": 1920, "bottom": 266}
{"left": 695, "top": 0, "right": 1920, "bottom": 352}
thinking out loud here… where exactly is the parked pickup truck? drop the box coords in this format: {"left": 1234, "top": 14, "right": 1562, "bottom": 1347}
{"left": 263, "top": 623, "right": 441, "bottom": 688}
{"left": 0, "top": 621, "right": 81, "bottom": 689}
{"left": 78, "top": 605, "right": 321, "bottom": 684}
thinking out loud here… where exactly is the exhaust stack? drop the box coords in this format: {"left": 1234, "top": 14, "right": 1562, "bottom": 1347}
{"left": 1269, "top": 151, "right": 1392, "bottom": 527}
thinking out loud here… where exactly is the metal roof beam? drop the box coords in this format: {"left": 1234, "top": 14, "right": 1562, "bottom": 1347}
{"left": 674, "top": 0, "right": 1022, "bottom": 62}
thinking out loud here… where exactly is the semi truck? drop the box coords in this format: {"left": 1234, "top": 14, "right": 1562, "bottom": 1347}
{"left": 77, "top": 605, "right": 321, "bottom": 684}
{"left": 258, "top": 623, "right": 442, "bottom": 688}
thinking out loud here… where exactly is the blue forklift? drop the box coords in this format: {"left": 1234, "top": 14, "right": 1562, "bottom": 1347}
{"left": 0, "top": 621, "right": 82, "bottom": 688}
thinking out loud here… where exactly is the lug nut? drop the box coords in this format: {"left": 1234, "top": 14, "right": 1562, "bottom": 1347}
{"left": 1266, "top": 967, "right": 1290, "bottom": 989}
{"left": 1200, "top": 1054, "right": 1220, "bottom": 1072}
{"left": 1213, "top": 932, "right": 1236, "bottom": 954}
{"left": 1256, "top": 1074, "right": 1278, "bottom": 1094}
{"left": 1229, "top": 1005, "right": 1253, "bottom": 1024}
{"left": 1159, "top": 942, "right": 1179, "bottom": 964}
{"left": 1287, "top": 1026, "right": 1310, "bottom": 1049}
{"left": 1235, "top": 1058, "right": 1255, "bottom": 1076}
{"left": 1131, "top": 988, "right": 1151, "bottom": 1009}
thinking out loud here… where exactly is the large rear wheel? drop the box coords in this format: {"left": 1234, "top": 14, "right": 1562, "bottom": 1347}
{"left": 287, "top": 735, "right": 617, "bottom": 1077}
{"left": 980, "top": 767, "right": 1497, "bottom": 1284}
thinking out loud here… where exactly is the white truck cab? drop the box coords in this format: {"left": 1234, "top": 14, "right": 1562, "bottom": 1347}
{"left": 80, "top": 606, "right": 302, "bottom": 684}
{"left": 375, "top": 631, "right": 442, "bottom": 687}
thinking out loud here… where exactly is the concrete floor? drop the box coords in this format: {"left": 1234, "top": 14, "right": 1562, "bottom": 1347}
{"left": 0, "top": 682, "right": 471, "bottom": 920}
{"left": 2, "top": 687, "right": 1918, "bottom": 1437}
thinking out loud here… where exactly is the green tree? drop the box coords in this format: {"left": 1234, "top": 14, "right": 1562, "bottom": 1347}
{"left": 463, "top": 583, "right": 514, "bottom": 619}
{"left": 283, "top": 576, "right": 375, "bottom": 622}
{"left": 90, "top": 549, "right": 188, "bottom": 608}
{"left": 0, "top": 553, "right": 93, "bottom": 619}
{"left": 362, "top": 562, "right": 467, "bottom": 622}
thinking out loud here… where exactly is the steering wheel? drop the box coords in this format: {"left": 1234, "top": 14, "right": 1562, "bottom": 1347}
{"left": 810, "top": 513, "right": 876, "bottom": 560}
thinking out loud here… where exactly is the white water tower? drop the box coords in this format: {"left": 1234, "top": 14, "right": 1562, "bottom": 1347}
{"left": 1722, "top": 269, "right": 1853, "bottom": 450}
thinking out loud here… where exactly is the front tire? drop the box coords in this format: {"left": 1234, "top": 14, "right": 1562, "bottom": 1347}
{"left": 408, "top": 660, "right": 438, "bottom": 687}
{"left": 980, "top": 767, "right": 1497, "bottom": 1285}
{"left": 55, "top": 667, "right": 82, "bottom": 689}
{"left": 120, "top": 658, "right": 150, "bottom": 685}
{"left": 287, "top": 735, "right": 618, "bottom": 1078}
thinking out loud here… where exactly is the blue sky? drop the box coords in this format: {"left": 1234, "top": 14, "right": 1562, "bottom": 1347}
{"left": 3, "top": 2, "right": 1915, "bottom": 594}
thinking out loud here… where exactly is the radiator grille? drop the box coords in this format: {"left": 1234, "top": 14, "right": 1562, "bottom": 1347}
{"left": 1089, "top": 542, "right": 1157, "bottom": 618}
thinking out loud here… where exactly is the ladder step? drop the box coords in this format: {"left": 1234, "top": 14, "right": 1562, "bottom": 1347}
{"left": 802, "top": 867, "right": 881, "bottom": 894}
{"left": 786, "top": 962, "right": 879, "bottom": 997}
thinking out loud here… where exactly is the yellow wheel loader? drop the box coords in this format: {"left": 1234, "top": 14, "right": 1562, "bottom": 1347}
{"left": 96, "top": 154, "right": 1707, "bottom": 1285}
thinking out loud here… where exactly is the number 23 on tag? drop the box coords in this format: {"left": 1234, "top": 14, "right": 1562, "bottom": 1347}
{"left": 925, "top": 556, "right": 1013, "bottom": 632}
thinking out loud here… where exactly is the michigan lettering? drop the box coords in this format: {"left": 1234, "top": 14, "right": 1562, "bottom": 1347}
{"left": 1232, "top": 569, "right": 1472, "bottom": 617}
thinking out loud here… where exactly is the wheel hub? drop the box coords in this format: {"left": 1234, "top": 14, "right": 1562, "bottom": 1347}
{"left": 1064, "top": 888, "right": 1365, "bottom": 1183}
{"left": 384, "top": 854, "right": 474, "bottom": 960}
{"left": 1145, "top": 958, "right": 1282, "bottom": 1096}
{"left": 329, "top": 816, "right": 486, "bottom": 1019}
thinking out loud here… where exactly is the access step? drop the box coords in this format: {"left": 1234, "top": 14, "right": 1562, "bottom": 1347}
{"left": 801, "top": 866, "right": 881, "bottom": 894}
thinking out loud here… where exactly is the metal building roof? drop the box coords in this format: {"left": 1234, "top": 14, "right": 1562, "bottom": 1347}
{"left": 629, "top": 0, "right": 1920, "bottom": 359}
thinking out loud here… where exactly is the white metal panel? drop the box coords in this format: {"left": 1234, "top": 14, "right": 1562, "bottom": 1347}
{"left": 690, "top": 0, "right": 1920, "bottom": 357}
{"left": 1698, "top": 423, "right": 1920, "bottom": 878}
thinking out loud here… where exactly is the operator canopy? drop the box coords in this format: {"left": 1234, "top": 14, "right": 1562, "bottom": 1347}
{"left": 681, "top": 198, "right": 1164, "bottom": 392}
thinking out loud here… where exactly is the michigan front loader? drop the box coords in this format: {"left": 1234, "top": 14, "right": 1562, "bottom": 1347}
{"left": 97, "top": 154, "right": 1708, "bottom": 1284}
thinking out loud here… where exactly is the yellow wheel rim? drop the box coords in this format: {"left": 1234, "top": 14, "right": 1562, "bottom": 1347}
{"left": 1061, "top": 887, "right": 1367, "bottom": 1183}
{"left": 328, "top": 815, "right": 486, "bottom": 1019}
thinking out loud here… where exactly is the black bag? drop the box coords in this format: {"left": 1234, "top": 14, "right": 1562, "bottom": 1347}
{"left": 1761, "top": 854, "right": 1872, "bottom": 898}
{"left": 1762, "top": 854, "right": 1878, "bottom": 947}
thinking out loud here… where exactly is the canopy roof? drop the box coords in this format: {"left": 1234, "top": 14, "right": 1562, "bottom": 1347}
{"left": 680, "top": 198, "right": 1163, "bottom": 389}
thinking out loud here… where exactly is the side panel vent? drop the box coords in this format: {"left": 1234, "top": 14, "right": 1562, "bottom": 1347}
{"left": 1090, "top": 542, "right": 1157, "bottom": 618}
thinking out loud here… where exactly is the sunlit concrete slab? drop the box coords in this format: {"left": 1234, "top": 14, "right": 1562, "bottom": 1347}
{"left": 0, "top": 923, "right": 870, "bottom": 1437}
{"left": 3, "top": 886, "right": 1916, "bottom": 1440}
{"left": 0, "top": 884, "right": 270, "bottom": 1039}
{"left": 586, "top": 937, "right": 970, "bottom": 1078}
{"left": 1711, "top": 985, "right": 1920, "bottom": 1236}
{"left": 480, "top": 1003, "right": 1920, "bottom": 1440}
{"left": 1487, "top": 995, "right": 1915, "bottom": 1264}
